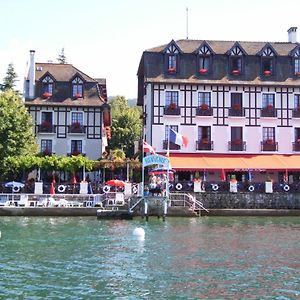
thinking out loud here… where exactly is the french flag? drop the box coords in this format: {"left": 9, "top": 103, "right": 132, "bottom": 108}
{"left": 169, "top": 129, "right": 188, "bottom": 147}
{"left": 143, "top": 140, "right": 156, "bottom": 154}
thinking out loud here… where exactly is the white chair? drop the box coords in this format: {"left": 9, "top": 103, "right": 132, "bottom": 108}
{"left": 18, "top": 194, "right": 29, "bottom": 207}
{"left": 115, "top": 193, "right": 125, "bottom": 206}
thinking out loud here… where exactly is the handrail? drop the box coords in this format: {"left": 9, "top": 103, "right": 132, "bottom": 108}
{"left": 128, "top": 197, "right": 143, "bottom": 213}
{"left": 169, "top": 192, "right": 209, "bottom": 212}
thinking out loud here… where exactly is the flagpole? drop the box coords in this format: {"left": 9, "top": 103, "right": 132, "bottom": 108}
{"left": 142, "top": 139, "right": 145, "bottom": 197}
{"left": 166, "top": 126, "right": 170, "bottom": 199}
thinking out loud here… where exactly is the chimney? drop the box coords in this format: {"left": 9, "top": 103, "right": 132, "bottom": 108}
{"left": 29, "top": 50, "right": 35, "bottom": 99}
{"left": 288, "top": 27, "right": 297, "bottom": 43}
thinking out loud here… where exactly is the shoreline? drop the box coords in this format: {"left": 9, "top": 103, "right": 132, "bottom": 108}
{"left": 0, "top": 207, "right": 299, "bottom": 217}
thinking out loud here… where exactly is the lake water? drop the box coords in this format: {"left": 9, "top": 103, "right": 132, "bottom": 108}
{"left": 0, "top": 216, "right": 299, "bottom": 299}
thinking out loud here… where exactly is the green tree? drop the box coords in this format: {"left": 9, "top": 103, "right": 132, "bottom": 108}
{"left": 109, "top": 96, "right": 142, "bottom": 158}
{"left": 2, "top": 63, "right": 18, "bottom": 91}
{"left": 0, "top": 90, "right": 38, "bottom": 161}
{"left": 57, "top": 48, "right": 67, "bottom": 64}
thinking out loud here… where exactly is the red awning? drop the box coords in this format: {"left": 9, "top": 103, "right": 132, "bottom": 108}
{"left": 168, "top": 154, "right": 300, "bottom": 171}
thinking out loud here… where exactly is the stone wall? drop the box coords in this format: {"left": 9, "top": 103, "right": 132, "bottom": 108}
{"left": 196, "top": 192, "right": 300, "bottom": 209}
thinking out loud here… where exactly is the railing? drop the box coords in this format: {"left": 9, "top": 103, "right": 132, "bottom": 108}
{"left": 169, "top": 192, "right": 209, "bottom": 212}
{"left": 196, "top": 140, "right": 214, "bottom": 151}
{"left": 228, "top": 141, "right": 246, "bottom": 151}
{"left": 163, "top": 106, "right": 181, "bottom": 115}
{"left": 195, "top": 107, "right": 213, "bottom": 116}
{"left": 37, "top": 124, "right": 56, "bottom": 133}
{"left": 228, "top": 107, "right": 245, "bottom": 117}
{"left": 261, "top": 141, "right": 278, "bottom": 151}
{"left": 163, "top": 140, "right": 180, "bottom": 150}
{"left": 261, "top": 107, "right": 277, "bottom": 118}
{"left": 68, "top": 125, "right": 86, "bottom": 134}
{"left": 292, "top": 109, "right": 300, "bottom": 118}
{"left": 293, "top": 141, "right": 300, "bottom": 151}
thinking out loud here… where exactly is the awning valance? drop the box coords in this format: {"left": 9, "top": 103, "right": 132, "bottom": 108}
{"left": 168, "top": 154, "right": 300, "bottom": 171}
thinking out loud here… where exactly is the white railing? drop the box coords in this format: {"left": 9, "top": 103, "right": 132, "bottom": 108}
{"left": 169, "top": 192, "right": 209, "bottom": 212}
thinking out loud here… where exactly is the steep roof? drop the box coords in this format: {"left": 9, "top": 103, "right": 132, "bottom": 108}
{"left": 146, "top": 39, "right": 298, "bottom": 56}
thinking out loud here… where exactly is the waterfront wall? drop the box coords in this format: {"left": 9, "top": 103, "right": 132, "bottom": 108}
{"left": 195, "top": 192, "right": 300, "bottom": 209}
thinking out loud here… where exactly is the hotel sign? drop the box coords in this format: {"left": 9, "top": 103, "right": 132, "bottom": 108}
{"left": 143, "top": 155, "right": 169, "bottom": 167}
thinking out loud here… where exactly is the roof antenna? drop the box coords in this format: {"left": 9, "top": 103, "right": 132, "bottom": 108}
{"left": 186, "top": 7, "right": 189, "bottom": 39}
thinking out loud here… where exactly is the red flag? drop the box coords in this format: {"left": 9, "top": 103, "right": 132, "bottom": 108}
{"left": 143, "top": 140, "right": 156, "bottom": 154}
{"left": 50, "top": 182, "right": 55, "bottom": 196}
{"left": 221, "top": 169, "right": 226, "bottom": 181}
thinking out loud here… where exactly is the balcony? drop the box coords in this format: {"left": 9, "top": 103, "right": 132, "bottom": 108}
{"left": 293, "top": 141, "right": 300, "bottom": 151}
{"left": 228, "top": 140, "right": 246, "bottom": 151}
{"left": 261, "top": 106, "right": 277, "bottom": 118}
{"left": 228, "top": 107, "right": 245, "bottom": 117}
{"left": 261, "top": 140, "right": 278, "bottom": 151}
{"left": 40, "top": 150, "right": 55, "bottom": 156}
{"left": 292, "top": 108, "right": 300, "bottom": 118}
{"left": 196, "top": 140, "right": 214, "bottom": 151}
{"left": 68, "top": 123, "right": 86, "bottom": 134}
{"left": 196, "top": 106, "right": 213, "bottom": 116}
{"left": 163, "top": 140, "right": 180, "bottom": 150}
{"left": 37, "top": 123, "right": 56, "bottom": 133}
{"left": 163, "top": 105, "right": 181, "bottom": 116}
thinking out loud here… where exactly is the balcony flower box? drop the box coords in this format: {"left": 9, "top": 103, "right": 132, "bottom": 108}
{"left": 74, "top": 93, "right": 82, "bottom": 99}
{"left": 71, "top": 122, "right": 81, "bottom": 129}
{"left": 200, "top": 103, "right": 209, "bottom": 110}
{"left": 42, "top": 92, "right": 52, "bottom": 98}
{"left": 233, "top": 103, "right": 241, "bottom": 110}
{"left": 199, "top": 68, "right": 207, "bottom": 74}
{"left": 169, "top": 102, "right": 177, "bottom": 109}
{"left": 266, "top": 139, "right": 274, "bottom": 145}
{"left": 168, "top": 67, "right": 176, "bottom": 73}
{"left": 231, "top": 69, "right": 240, "bottom": 75}
{"left": 71, "top": 150, "right": 81, "bottom": 156}
{"left": 41, "top": 121, "right": 51, "bottom": 128}
{"left": 234, "top": 139, "right": 242, "bottom": 145}
{"left": 267, "top": 104, "right": 274, "bottom": 110}
{"left": 263, "top": 70, "right": 272, "bottom": 76}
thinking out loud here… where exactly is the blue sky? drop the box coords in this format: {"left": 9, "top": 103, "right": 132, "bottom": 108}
{"left": 0, "top": 0, "right": 299, "bottom": 98}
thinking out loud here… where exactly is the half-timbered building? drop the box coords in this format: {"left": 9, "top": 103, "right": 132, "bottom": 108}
{"left": 138, "top": 27, "right": 300, "bottom": 186}
{"left": 24, "top": 50, "right": 111, "bottom": 161}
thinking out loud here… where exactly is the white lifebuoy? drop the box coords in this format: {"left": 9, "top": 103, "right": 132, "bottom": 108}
{"left": 57, "top": 185, "right": 66, "bottom": 193}
{"left": 248, "top": 185, "right": 255, "bottom": 192}
{"left": 12, "top": 186, "right": 20, "bottom": 193}
{"left": 175, "top": 183, "right": 183, "bottom": 190}
{"left": 283, "top": 184, "right": 290, "bottom": 192}
{"left": 212, "top": 184, "right": 219, "bottom": 191}
{"left": 103, "top": 185, "right": 111, "bottom": 193}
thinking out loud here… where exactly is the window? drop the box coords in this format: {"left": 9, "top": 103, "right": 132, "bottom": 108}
{"left": 42, "top": 75, "right": 54, "bottom": 94}
{"left": 295, "top": 128, "right": 300, "bottom": 141}
{"left": 263, "top": 127, "right": 275, "bottom": 141}
{"left": 165, "top": 125, "right": 178, "bottom": 140}
{"left": 260, "top": 46, "right": 276, "bottom": 76}
{"left": 231, "top": 127, "right": 243, "bottom": 141}
{"left": 72, "top": 77, "right": 83, "bottom": 97}
{"left": 41, "top": 111, "right": 53, "bottom": 125}
{"left": 165, "top": 91, "right": 179, "bottom": 106}
{"left": 71, "top": 112, "right": 83, "bottom": 125}
{"left": 199, "top": 56, "right": 210, "bottom": 73}
{"left": 168, "top": 55, "right": 177, "bottom": 70}
{"left": 262, "top": 94, "right": 275, "bottom": 108}
{"left": 295, "top": 58, "right": 300, "bottom": 74}
{"left": 41, "top": 139, "right": 52, "bottom": 154}
{"left": 198, "top": 92, "right": 211, "bottom": 106}
{"left": 71, "top": 140, "right": 82, "bottom": 154}
{"left": 262, "top": 58, "right": 273, "bottom": 73}
{"left": 231, "top": 93, "right": 242, "bottom": 107}
{"left": 231, "top": 57, "right": 242, "bottom": 73}
{"left": 198, "top": 126, "right": 211, "bottom": 141}
{"left": 294, "top": 94, "right": 300, "bottom": 108}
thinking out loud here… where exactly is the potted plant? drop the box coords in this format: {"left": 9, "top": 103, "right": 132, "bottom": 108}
{"left": 42, "top": 92, "right": 52, "bottom": 98}
{"left": 41, "top": 120, "right": 51, "bottom": 128}
{"left": 200, "top": 103, "right": 208, "bottom": 110}
{"left": 169, "top": 102, "right": 177, "bottom": 109}
{"left": 234, "top": 139, "right": 241, "bottom": 145}
{"left": 201, "top": 138, "right": 209, "bottom": 144}
{"left": 267, "top": 104, "right": 274, "bottom": 110}
{"left": 266, "top": 139, "right": 274, "bottom": 145}
{"left": 71, "top": 121, "right": 81, "bottom": 129}
{"left": 168, "top": 67, "right": 176, "bottom": 73}
{"left": 233, "top": 103, "right": 241, "bottom": 110}
{"left": 74, "top": 93, "right": 82, "bottom": 99}
{"left": 199, "top": 68, "right": 207, "bottom": 74}
{"left": 231, "top": 69, "right": 240, "bottom": 75}
{"left": 264, "top": 70, "right": 272, "bottom": 76}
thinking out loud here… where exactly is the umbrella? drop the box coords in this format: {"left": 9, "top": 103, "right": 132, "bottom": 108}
{"left": 71, "top": 175, "right": 77, "bottom": 184}
{"left": 50, "top": 182, "right": 55, "bottom": 196}
{"left": 5, "top": 181, "right": 25, "bottom": 192}
{"left": 220, "top": 169, "right": 226, "bottom": 181}
{"left": 106, "top": 179, "right": 125, "bottom": 187}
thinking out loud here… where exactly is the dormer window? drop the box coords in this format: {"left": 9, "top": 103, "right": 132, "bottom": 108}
{"left": 228, "top": 43, "right": 246, "bottom": 76}
{"left": 164, "top": 40, "right": 181, "bottom": 74}
{"left": 295, "top": 58, "right": 300, "bottom": 76}
{"left": 72, "top": 77, "right": 83, "bottom": 98}
{"left": 42, "top": 75, "right": 54, "bottom": 97}
{"left": 259, "top": 44, "right": 277, "bottom": 77}
{"left": 197, "top": 42, "right": 213, "bottom": 75}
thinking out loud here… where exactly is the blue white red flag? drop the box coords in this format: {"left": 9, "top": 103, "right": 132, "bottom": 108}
{"left": 169, "top": 129, "right": 188, "bottom": 147}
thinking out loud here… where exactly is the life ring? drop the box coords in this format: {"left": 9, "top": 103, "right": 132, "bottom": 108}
{"left": 248, "top": 185, "right": 255, "bottom": 192}
{"left": 175, "top": 183, "right": 183, "bottom": 190}
{"left": 212, "top": 184, "right": 219, "bottom": 191}
{"left": 283, "top": 184, "right": 290, "bottom": 192}
{"left": 12, "top": 186, "right": 20, "bottom": 193}
{"left": 103, "top": 185, "right": 111, "bottom": 193}
{"left": 57, "top": 185, "right": 66, "bottom": 193}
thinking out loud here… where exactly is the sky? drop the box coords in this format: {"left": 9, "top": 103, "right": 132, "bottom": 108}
{"left": 0, "top": 0, "right": 300, "bottom": 99}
